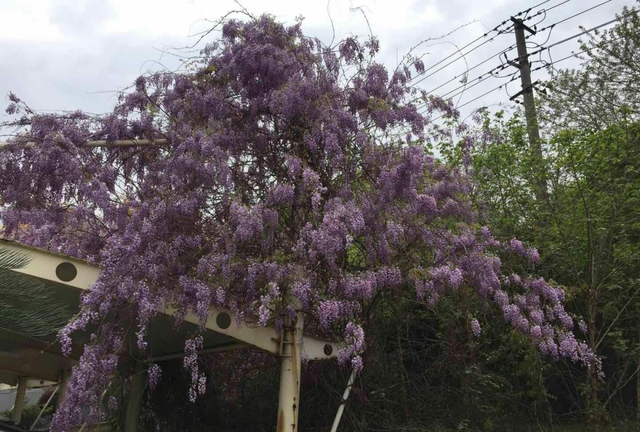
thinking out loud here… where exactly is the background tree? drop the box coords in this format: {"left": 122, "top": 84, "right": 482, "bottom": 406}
{"left": 464, "top": 3, "right": 640, "bottom": 423}
{"left": 471, "top": 113, "right": 640, "bottom": 422}
{"left": 538, "top": 3, "right": 640, "bottom": 134}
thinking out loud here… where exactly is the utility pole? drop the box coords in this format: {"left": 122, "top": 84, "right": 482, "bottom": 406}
{"left": 510, "top": 17, "right": 548, "bottom": 202}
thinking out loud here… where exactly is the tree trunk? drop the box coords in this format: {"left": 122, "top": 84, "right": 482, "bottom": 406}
{"left": 637, "top": 314, "right": 640, "bottom": 420}
{"left": 586, "top": 286, "right": 600, "bottom": 425}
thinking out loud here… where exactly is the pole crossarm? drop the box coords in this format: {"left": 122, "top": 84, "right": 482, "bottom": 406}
{"left": 510, "top": 16, "right": 536, "bottom": 35}
{"left": 0, "top": 239, "right": 339, "bottom": 361}
{"left": 509, "top": 80, "right": 541, "bottom": 101}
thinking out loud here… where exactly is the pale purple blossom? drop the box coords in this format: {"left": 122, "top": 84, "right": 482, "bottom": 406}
{"left": 471, "top": 318, "right": 481, "bottom": 337}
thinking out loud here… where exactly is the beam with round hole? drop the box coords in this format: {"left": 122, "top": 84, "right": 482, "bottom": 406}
{"left": 0, "top": 239, "right": 339, "bottom": 360}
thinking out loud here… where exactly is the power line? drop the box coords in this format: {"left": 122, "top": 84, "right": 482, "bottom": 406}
{"left": 525, "top": 13, "right": 627, "bottom": 60}
{"left": 546, "top": 16, "right": 623, "bottom": 50}
{"left": 417, "top": 1, "right": 625, "bottom": 123}
{"left": 421, "top": 32, "right": 557, "bottom": 99}
{"left": 408, "top": 1, "right": 556, "bottom": 86}
{"left": 527, "top": 0, "right": 612, "bottom": 37}
{"left": 428, "top": 32, "right": 625, "bottom": 124}
{"left": 533, "top": 0, "right": 572, "bottom": 15}
{"left": 423, "top": 49, "right": 512, "bottom": 95}
{"left": 522, "top": 0, "right": 572, "bottom": 25}
{"left": 528, "top": 0, "right": 556, "bottom": 11}
{"left": 531, "top": 34, "right": 625, "bottom": 73}
{"left": 505, "top": 0, "right": 572, "bottom": 33}
{"left": 411, "top": 0, "right": 575, "bottom": 97}
{"left": 433, "top": 39, "right": 556, "bottom": 100}
{"left": 425, "top": 64, "right": 514, "bottom": 107}
{"left": 404, "top": 44, "right": 515, "bottom": 108}
{"left": 429, "top": 77, "right": 519, "bottom": 122}
{"left": 419, "top": 10, "right": 598, "bottom": 105}
{"left": 410, "top": 27, "right": 513, "bottom": 86}
{"left": 415, "top": 20, "right": 598, "bottom": 112}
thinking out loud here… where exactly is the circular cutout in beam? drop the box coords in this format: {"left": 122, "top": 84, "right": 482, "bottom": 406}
{"left": 216, "top": 312, "right": 231, "bottom": 329}
{"left": 56, "top": 262, "right": 78, "bottom": 282}
{"left": 323, "top": 344, "right": 333, "bottom": 356}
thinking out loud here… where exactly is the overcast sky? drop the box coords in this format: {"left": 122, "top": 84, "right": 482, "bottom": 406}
{"left": 0, "top": 0, "right": 636, "bottom": 127}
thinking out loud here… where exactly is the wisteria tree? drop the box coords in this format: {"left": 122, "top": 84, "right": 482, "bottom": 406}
{"left": 0, "top": 14, "right": 600, "bottom": 431}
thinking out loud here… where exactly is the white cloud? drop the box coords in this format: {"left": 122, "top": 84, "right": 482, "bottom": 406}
{"left": 0, "top": 0, "right": 65, "bottom": 42}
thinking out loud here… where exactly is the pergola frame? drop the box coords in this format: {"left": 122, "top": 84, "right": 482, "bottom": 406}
{"left": 0, "top": 239, "right": 340, "bottom": 431}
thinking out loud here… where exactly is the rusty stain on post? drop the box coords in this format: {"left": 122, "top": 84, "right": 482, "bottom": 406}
{"left": 277, "top": 308, "right": 302, "bottom": 432}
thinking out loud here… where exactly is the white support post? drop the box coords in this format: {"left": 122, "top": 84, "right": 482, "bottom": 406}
{"left": 11, "top": 377, "right": 28, "bottom": 424}
{"left": 330, "top": 369, "right": 357, "bottom": 432}
{"left": 57, "top": 369, "right": 72, "bottom": 409}
{"left": 276, "top": 311, "right": 303, "bottom": 432}
{"left": 30, "top": 384, "right": 59, "bottom": 430}
{"left": 124, "top": 363, "right": 146, "bottom": 432}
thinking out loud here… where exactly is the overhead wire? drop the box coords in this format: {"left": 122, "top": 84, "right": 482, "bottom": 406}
{"left": 408, "top": 0, "right": 557, "bottom": 87}
{"left": 544, "top": 0, "right": 612, "bottom": 28}
{"left": 428, "top": 35, "right": 622, "bottom": 123}
{"left": 410, "top": 26, "right": 513, "bottom": 86}
{"left": 429, "top": 77, "right": 520, "bottom": 122}
{"left": 531, "top": 0, "right": 572, "bottom": 15}
{"left": 431, "top": 41, "right": 548, "bottom": 102}
{"left": 524, "top": 13, "right": 628, "bottom": 62}
{"left": 413, "top": 0, "right": 574, "bottom": 96}
{"left": 426, "top": 9, "right": 627, "bottom": 124}
{"left": 422, "top": 49, "right": 512, "bottom": 96}
{"left": 414, "top": 21, "right": 560, "bottom": 108}
{"left": 526, "top": 0, "right": 612, "bottom": 40}
{"left": 531, "top": 34, "right": 625, "bottom": 74}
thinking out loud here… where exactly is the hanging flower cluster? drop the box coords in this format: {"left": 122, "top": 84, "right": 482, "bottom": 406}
{"left": 0, "top": 14, "right": 600, "bottom": 431}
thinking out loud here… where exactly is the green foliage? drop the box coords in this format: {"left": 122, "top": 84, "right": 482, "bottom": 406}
{"left": 468, "top": 107, "right": 640, "bottom": 422}
{"left": 0, "top": 403, "right": 55, "bottom": 429}
{"left": 0, "top": 248, "right": 75, "bottom": 338}
{"left": 538, "top": 4, "right": 640, "bottom": 133}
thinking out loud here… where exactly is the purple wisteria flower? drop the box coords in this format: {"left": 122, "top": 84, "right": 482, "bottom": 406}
{"left": 0, "top": 13, "right": 602, "bottom": 432}
{"left": 471, "top": 318, "right": 482, "bottom": 337}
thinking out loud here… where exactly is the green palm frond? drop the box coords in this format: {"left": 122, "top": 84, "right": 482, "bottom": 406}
{"left": 0, "top": 247, "right": 31, "bottom": 270}
{"left": 0, "top": 248, "right": 76, "bottom": 338}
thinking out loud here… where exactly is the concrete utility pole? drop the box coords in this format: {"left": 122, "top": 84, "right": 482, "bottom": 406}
{"left": 511, "top": 17, "right": 548, "bottom": 202}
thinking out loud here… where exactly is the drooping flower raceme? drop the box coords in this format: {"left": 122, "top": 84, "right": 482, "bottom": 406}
{"left": 0, "top": 14, "right": 600, "bottom": 431}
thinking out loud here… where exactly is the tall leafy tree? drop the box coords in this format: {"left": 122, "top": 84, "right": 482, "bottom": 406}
{"left": 539, "top": 3, "right": 640, "bottom": 134}
{"left": 472, "top": 113, "right": 640, "bottom": 421}
{"left": 465, "top": 5, "right": 640, "bottom": 420}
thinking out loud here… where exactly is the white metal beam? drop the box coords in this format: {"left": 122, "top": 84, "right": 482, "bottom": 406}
{"left": 0, "top": 240, "right": 339, "bottom": 360}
